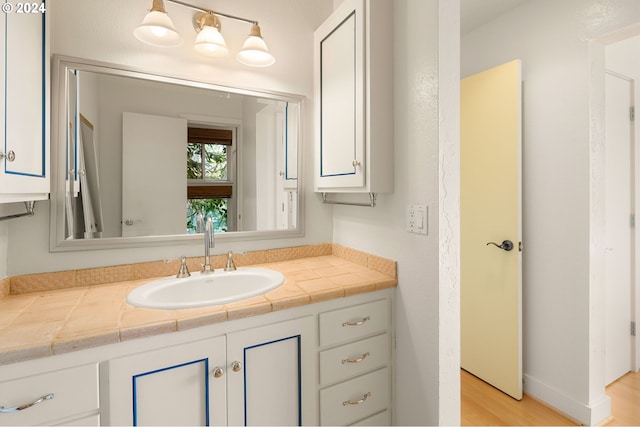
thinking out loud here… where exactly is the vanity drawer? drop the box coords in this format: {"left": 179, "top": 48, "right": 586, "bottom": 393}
{"left": 350, "top": 410, "right": 391, "bottom": 426}
{"left": 319, "top": 299, "right": 389, "bottom": 347}
{"left": 0, "top": 363, "right": 98, "bottom": 426}
{"left": 320, "top": 333, "right": 389, "bottom": 385}
{"left": 320, "top": 368, "right": 389, "bottom": 426}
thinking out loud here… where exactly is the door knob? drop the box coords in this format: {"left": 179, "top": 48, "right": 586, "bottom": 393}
{"left": 486, "top": 240, "right": 514, "bottom": 251}
{"left": 0, "top": 150, "right": 15, "bottom": 162}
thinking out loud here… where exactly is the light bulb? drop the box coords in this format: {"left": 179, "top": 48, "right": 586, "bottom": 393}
{"left": 134, "top": 6, "right": 182, "bottom": 47}
{"left": 236, "top": 24, "right": 275, "bottom": 67}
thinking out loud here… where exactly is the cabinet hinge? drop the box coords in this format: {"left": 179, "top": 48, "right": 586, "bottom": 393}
{"left": 631, "top": 106, "right": 636, "bottom": 122}
{"left": 632, "top": 321, "right": 636, "bottom": 337}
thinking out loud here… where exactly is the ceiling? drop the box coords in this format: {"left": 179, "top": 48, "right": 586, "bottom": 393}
{"left": 461, "top": 0, "right": 527, "bottom": 34}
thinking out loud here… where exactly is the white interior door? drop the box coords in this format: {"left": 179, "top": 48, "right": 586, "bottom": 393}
{"left": 461, "top": 60, "right": 523, "bottom": 400}
{"left": 122, "top": 112, "right": 187, "bottom": 237}
{"left": 604, "top": 71, "right": 634, "bottom": 385}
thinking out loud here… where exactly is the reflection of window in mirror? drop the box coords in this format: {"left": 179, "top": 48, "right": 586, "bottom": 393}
{"left": 186, "top": 126, "right": 237, "bottom": 234}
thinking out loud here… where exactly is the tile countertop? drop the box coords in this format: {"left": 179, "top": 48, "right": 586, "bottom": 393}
{"left": 0, "top": 244, "right": 397, "bottom": 365}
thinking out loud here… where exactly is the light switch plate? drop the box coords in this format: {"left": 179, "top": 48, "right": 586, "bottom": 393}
{"left": 407, "top": 204, "right": 428, "bottom": 235}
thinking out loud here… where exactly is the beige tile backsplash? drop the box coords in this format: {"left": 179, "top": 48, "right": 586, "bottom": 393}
{"left": 5, "top": 243, "right": 389, "bottom": 295}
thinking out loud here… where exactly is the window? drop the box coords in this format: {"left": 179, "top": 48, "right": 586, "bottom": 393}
{"left": 186, "top": 127, "right": 236, "bottom": 233}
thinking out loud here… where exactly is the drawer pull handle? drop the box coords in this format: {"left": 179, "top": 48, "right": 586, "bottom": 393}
{"left": 342, "top": 352, "right": 370, "bottom": 364}
{"left": 342, "top": 316, "right": 370, "bottom": 327}
{"left": 0, "top": 393, "right": 54, "bottom": 413}
{"left": 342, "top": 392, "right": 372, "bottom": 406}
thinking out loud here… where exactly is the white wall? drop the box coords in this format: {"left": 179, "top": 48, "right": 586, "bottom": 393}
{"left": 462, "top": 0, "right": 640, "bottom": 424}
{"left": 330, "top": 0, "right": 460, "bottom": 424}
{"left": 6, "top": 0, "right": 335, "bottom": 275}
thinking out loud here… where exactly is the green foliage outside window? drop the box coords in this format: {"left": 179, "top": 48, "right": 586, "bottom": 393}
{"left": 186, "top": 199, "right": 228, "bottom": 234}
{"left": 187, "top": 143, "right": 227, "bottom": 180}
{"left": 187, "top": 142, "right": 229, "bottom": 234}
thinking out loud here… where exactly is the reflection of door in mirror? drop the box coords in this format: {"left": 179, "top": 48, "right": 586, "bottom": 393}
{"left": 66, "top": 71, "right": 104, "bottom": 239}
{"left": 78, "top": 115, "right": 104, "bottom": 238}
{"left": 122, "top": 113, "right": 187, "bottom": 237}
{"left": 65, "top": 69, "right": 77, "bottom": 238}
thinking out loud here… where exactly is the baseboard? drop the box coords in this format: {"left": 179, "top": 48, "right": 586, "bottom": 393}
{"left": 523, "top": 374, "right": 611, "bottom": 426}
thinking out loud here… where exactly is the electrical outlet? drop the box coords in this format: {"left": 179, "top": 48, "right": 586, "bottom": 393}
{"left": 407, "top": 204, "right": 428, "bottom": 235}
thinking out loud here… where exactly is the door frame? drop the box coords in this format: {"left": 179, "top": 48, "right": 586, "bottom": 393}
{"left": 590, "top": 23, "right": 640, "bottom": 403}
{"left": 603, "top": 68, "right": 636, "bottom": 383}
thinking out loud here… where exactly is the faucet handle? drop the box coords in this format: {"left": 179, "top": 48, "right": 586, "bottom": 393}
{"left": 224, "top": 251, "right": 247, "bottom": 272}
{"left": 176, "top": 256, "right": 191, "bottom": 278}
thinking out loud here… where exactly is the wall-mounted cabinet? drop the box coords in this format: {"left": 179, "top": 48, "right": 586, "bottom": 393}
{"left": 0, "top": 4, "right": 49, "bottom": 203}
{"left": 314, "top": 0, "right": 393, "bottom": 194}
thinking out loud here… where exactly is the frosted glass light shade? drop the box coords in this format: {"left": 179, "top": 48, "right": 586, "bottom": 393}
{"left": 134, "top": 10, "right": 182, "bottom": 47}
{"left": 194, "top": 25, "right": 228, "bottom": 57}
{"left": 236, "top": 24, "right": 275, "bottom": 67}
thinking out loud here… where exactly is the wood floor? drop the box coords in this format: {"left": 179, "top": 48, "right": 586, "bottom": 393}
{"left": 461, "top": 369, "right": 640, "bottom": 426}
{"left": 603, "top": 370, "right": 640, "bottom": 426}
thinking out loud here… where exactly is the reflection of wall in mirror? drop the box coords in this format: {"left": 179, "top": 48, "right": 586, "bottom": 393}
{"left": 70, "top": 71, "right": 297, "bottom": 238}
{"left": 242, "top": 98, "right": 297, "bottom": 231}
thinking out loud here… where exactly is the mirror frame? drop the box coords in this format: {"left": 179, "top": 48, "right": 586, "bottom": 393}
{"left": 50, "top": 55, "right": 305, "bottom": 252}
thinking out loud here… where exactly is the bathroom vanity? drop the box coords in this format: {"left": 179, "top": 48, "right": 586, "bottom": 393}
{"left": 0, "top": 246, "right": 396, "bottom": 426}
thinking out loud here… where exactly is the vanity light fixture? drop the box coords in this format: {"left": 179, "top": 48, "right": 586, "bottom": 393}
{"left": 134, "top": 0, "right": 276, "bottom": 67}
{"left": 236, "top": 23, "right": 276, "bottom": 67}
{"left": 133, "top": 0, "right": 182, "bottom": 47}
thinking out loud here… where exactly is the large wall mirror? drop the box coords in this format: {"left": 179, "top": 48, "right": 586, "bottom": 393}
{"left": 50, "top": 55, "right": 304, "bottom": 251}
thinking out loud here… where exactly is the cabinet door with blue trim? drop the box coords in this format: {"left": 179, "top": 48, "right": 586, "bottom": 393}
{"left": 227, "top": 316, "right": 316, "bottom": 426}
{"left": 106, "top": 337, "right": 227, "bottom": 426}
{"left": 0, "top": 0, "right": 49, "bottom": 202}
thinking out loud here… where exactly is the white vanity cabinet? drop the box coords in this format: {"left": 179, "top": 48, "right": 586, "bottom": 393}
{"left": 105, "top": 316, "right": 314, "bottom": 426}
{"left": 318, "top": 299, "right": 392, "bottom": 426}
{"left": 0, "top": 363, "right": 100, "bottom": 426}
{"left": 0, "top": 3, "right": 49, "bottom": 203}
{"left": 227, "top": 317, "right": 314, "bottom": 426}
{"left": 313, "top": 0, "right": 393, "bottom": 194}
{"left": 0, "top": 288, "right": 393, "bottom": 426}
{"left": 105, "top": 337, "right": 226, "bottom": 426}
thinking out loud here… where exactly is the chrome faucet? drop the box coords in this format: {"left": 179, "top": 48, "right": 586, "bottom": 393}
{"left": 224, "top": 251, "right": 247, "bottom": 271}
{"left": 202, "top": 216, "right": 215, "bottom": 274}
{"left": 176, "top": 256, "right": 191, "bottom": 278}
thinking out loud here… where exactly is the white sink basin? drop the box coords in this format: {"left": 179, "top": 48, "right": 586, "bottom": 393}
{"left": 126, "top": 268, "right": 285, "bottom": 310}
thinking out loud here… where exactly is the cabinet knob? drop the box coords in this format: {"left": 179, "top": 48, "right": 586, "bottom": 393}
{"left": 212, "top": 367, "right": 224, "bottom": 378}
{"left": 232, "top": 361, "right": 242, "bottom": 372}
{"left": 0, "top": 150, "right": 15, "bottom": 162}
